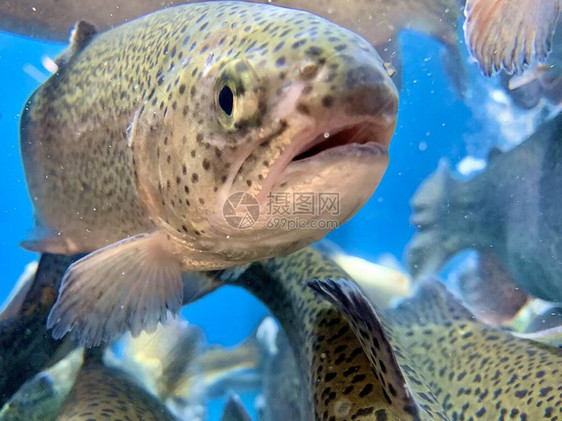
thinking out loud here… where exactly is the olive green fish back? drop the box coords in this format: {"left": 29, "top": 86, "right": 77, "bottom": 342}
{"left": 232, "top": 247, "right": 423, "bottom": 420}
{"left": 388, "top": 280, "right": 562, "bottom": 420}
{"left": 56, "top": 359, "right": 175, "bottom": 420}
{"left": 308, "top": 277, "right": 449, "bottom": 420}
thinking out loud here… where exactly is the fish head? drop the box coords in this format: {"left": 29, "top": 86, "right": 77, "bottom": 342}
{"left": 131, "top": 4, "right": 398, "bottom": 269}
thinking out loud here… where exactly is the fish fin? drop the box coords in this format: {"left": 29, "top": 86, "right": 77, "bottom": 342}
{"left": 157, "top": 322, "right": 205, "bottom": 396}
{"left": 47, "top": 231, "right": 184, "bottom": 347}
{"left": 463, "top": 0, "right": 560, "bottom": 76}
{"left": 393, "top": 278, "right": 475, "bottom": 326}
{"left": 407, "top": 161, "right": 460, "bottom": 279}
{"left": 508, "top": 66, "right": 548, "bottom": 91}
{"left": 306, "top": 278, "right": 422, "bottom": 419}
{"left": 221, "top": 394, "right": 252, "bottom": 421}
{"left": 55, "top": 20, "right": 97, "bottom": 67}
{"left": 513, "top": 326, "right": 562, "bottom": 348}
{"left": 487, "top": 146, "right": 503, "bottom": 162}
{"left": 21, "top": 222, "right": 79, "bottom": 254}
{"left": 254, "top": 316, "right": 280, "bottom": 357}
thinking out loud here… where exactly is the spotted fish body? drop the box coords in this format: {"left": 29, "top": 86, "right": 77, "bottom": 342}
{"left": 231, "top": 248, "right": 431, "bottom": 420}
{"left": 20, "top": 2, "right": 398, "bottom": 346}
{"left": 56, "top": 358, "right": 175, "bottom": 421}
{"left": 384, "top": 282, "right": 562, "bottom": 420}
{"left": 235, "top": 247, "right": 562, "bottom": 420}
{"left": 0, "top": 0, "right": 465, "bottom": 94}
{"left": 311, "top": 276, "right": 562, "bottom": 421}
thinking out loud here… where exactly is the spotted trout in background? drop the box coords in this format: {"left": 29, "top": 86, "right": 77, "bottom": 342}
{"left": 20, "top": 2, "right": 398, "bottom": 347}
{"left": 231, "top": 247, "right": 562, "bottom": 420}
{"left": 408, "top": 113, "right": 562, "bottom": 301}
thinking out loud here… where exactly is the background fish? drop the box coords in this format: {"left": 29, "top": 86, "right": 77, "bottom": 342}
{"left": 0, "top": 254, "right": 78, "bottom": 406}
{"left": 314, "top": 240, "right": 412, "bottom": 308}
{"left": 310, "top": 276, "right": 562, "bottom": 420}
{"left": 0, "top": 349, "right": 83, "bottom": 421}
{"left": 463, "top": 0, "right": 561, "bottom": 76}
{"left": 21, "top": 2, "right": 397, "bottom": 347}
{"left": 1, "top": 308, "right": 268, "bottom": 421}
{"left": 56, "top": 352, "right": 176, "bottom": 421}
{"left": 408, "top": 113, "right": 562, "bottom": 301}
{"left": 0, "top": 0, "right": 467, "bottom": 95}
{"left": 231, "top": 247, "right": 445, "bottom": 420}
{"left": 257, "top": 322, "right": 304, "bottom": 421}
{"left": 501, "top": 23, "right": 562, "bottom": 112}
{"left": 456, "top": 251, "right": 530, "bottom": 326}
{"left": 111, "top": 315, "right": 265, "bottom": 418}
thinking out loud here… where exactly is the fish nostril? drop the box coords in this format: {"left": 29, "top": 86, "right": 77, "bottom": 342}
{"left": 299, "top": 59, "right": 319, "bottom": 80}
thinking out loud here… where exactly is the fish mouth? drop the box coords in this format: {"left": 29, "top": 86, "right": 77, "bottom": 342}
{"left": 262, "top": 117, "right": 392, "bottom": 194}
{"left": 290, "top": 120, "right": 389, "bottom": 164}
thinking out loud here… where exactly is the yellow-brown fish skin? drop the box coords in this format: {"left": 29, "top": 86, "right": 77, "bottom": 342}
{"left": 233, "top": 246, "right": 562, "bottom": 420}
{"left": 310, "top": 275, "right": 562, "bottom": 421}
{"left": 56, "top": 358, "right": 175, "bottom": 421}
{"left": 21, "top": 1, "right": 398, "bottom": 347}
{"left": 385, "top": 280, "right": 562, "bottom": 420}
{"left": 21, "top": 2, "right": 396, "bottom": 263}
{"left": 229, "top": 248, "right": 433, "bottom": 420}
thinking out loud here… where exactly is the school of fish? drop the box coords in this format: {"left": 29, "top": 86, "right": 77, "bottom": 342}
{"left": 19, "top": 1, "right": 398, "bottom": 347}
{"left": 0, "top": 0, "right": 561, "bottom": 419}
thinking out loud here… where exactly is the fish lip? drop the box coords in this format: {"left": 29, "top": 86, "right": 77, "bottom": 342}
{"left": 289, "top": 119, "right": 390, "bottom": 165}
{"left": 260, "top": 117, "right": 393, "bottom": 194}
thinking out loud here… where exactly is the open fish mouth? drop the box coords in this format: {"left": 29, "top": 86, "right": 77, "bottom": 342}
{"left": 289, "top": 120, "right": 389, "bottom": 165}
{"left": 256, "top": 117, "right": 394, "bottom": 197}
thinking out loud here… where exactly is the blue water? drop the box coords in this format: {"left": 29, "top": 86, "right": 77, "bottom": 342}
{"left": 0, "top": 26, "right": 474, "bottom": 419}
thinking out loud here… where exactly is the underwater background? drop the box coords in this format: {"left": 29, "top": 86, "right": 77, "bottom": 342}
{"left": 1, "top": 13, "right": 552, "bottom": 418}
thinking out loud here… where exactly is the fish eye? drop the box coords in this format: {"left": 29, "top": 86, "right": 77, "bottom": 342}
{"left": 215, "top": 59, "right": 263, "bottom": 131}
{"left": 218, "top": 85, "right": 234, "bottom": 116}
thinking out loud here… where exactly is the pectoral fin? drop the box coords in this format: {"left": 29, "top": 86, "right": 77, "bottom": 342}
{"left": 21, "top": 223, "right": 79, "bottom": 254}
{"left": 47, "top": 231, "right": 183, "bottom": 347}
{"left": 463, "top": 0, "right": 560, "bottom": 76}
